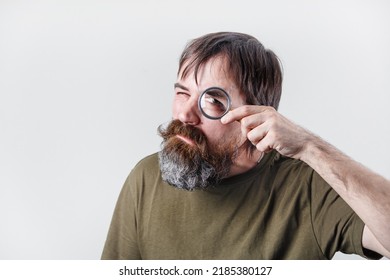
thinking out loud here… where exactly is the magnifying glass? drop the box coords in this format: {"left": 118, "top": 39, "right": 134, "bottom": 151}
{"left": 198, "top": 87, "right": 231, "bottom": 120}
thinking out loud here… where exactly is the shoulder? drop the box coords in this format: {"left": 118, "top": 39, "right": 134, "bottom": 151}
{"left": 270, "top": 152, "right": 316, "bottom": 185}
{"left": 122, "top": 152, "right": 163, "bottom": 192}
{"left": 132, "top": 153, "right": 160, "bottom": 175}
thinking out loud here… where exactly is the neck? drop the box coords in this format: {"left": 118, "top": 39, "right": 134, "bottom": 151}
{"left": 228, "top": 149, "right": 264, "bottom": 177}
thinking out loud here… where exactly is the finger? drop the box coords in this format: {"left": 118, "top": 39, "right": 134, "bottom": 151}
{"left": 220, "top": 105, "right": 269, "bottom": 124}
{"left": 246, "top": 125, "right": 268, "bottom": 145}
{"left": 240, "top": 114, "right": 265, "bottom": 131}
{"left": 256, "top": 136, "right": 274, "bottom": 153}
{"left": 256, "top": 143, "right": 273, "bottom": 153}
{"left": 239, "top": 114, "right": 266, "bottom": 144}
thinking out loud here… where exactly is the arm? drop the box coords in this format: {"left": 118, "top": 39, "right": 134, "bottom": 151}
{"left": 221, "top": 105, "right": 390, "bottom": 258}
{"left": 301, "top": 133, "right": 390, "bottom": 258}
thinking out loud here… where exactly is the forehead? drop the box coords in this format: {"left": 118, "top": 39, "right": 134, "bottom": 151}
{"left": 177, "top": 56, "right": 237, "bottom": 94}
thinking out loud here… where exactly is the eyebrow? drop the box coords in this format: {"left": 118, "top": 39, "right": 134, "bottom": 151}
{"left": 174, "top": 83, "right": 189, "bottom": 91}
{"left": 204, "top": 89, "right": 226, "bottom": 98}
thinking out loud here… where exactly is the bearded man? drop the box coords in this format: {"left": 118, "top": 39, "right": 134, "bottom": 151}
{"left": 102, "top": 32, "right": 390, "bottom": 260}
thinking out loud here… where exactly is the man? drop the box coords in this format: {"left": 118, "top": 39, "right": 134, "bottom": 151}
{"left": 102, "top": 32, "right": 390, "bottom": 259}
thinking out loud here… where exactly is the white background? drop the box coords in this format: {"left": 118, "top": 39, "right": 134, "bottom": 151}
{"left": 0, "top": 0, "right": 389, "bottom": 260}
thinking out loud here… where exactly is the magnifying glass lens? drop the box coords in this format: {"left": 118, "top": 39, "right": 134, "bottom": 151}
{"left": 199, "top": 88, "right": 231, "bottom": 120}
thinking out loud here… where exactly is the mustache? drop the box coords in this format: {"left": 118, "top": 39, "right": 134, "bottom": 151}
{"left": 158, "top": 119, "right": 208, "bottom": 148}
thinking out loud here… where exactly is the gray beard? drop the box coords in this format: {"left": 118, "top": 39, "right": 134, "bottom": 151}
{"left": 158, "top": 148, "right": 232, "bottom": 191}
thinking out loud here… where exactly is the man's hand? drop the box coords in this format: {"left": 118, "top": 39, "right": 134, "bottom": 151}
{"left": 221, "top": 105, "right": 315, "bottom": 160}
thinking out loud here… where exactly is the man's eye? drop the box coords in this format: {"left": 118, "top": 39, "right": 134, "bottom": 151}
{"left": 176, "top": 92, "right": 190, "bottom": 96}
{"left": 175, "top": 92, "right": 191, "bottom": 101}
{"left": 205, "top": 96, "right": 224, "bottom": 107}
{"left": 209, "top": 97, "right": 221, "bottom": 105}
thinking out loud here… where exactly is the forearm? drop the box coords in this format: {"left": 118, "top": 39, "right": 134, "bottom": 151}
{"left": 300, "top": 136, "right": 390, "bottom": 253}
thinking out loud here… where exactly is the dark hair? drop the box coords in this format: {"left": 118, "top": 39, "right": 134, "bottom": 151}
{"left": 178, "top": 32, "right": 283, "bottom": 110}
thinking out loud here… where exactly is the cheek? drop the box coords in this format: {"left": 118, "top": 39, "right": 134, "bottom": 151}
{"left": 204, "top": 122, "right": 242, "bottom": 146}
{"left": 172, "top": 99, "right": 181, "bottom": 118}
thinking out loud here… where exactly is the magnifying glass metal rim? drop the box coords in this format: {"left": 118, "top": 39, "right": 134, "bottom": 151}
{"left": 198, "top": 86, "right": 232, "bottom": 120}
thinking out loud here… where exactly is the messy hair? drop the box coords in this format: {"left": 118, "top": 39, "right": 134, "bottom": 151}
{"left": 178, "top": 32, "right": 283, "bottom": 110}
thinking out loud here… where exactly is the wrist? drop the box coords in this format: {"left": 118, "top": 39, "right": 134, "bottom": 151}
{"left": 299, "top": 133, "right": 326, "bottom": 165}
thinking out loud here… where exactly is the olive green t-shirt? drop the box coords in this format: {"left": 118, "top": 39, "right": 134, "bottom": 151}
{"left": 102, "top": 151, "right": 379, "bottom": 259}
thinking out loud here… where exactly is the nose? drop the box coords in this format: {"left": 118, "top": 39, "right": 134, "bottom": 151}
{"left": 177, "top": 96, "right": 201, "bottom": 126}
